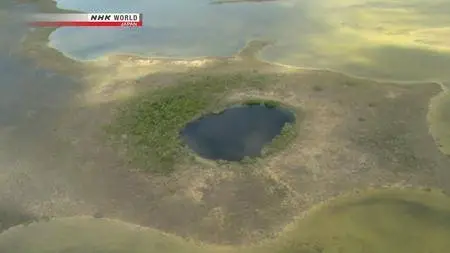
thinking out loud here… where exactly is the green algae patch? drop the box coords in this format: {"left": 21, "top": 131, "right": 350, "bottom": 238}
{"left": 106, "top": 73, "right": 273, "bottom": 174}
{"left": 2, "top": 189, "right": 450, "bottom": 253}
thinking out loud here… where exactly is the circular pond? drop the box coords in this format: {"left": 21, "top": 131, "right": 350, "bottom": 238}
{"left": 180, "top": 102, "right": 295, "bottom": 161}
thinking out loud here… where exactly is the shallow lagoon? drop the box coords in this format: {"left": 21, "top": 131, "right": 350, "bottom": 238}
{"left": 51, "top": 0, "right": 298, "bottom": 59}
{"left": 52, "top": 0, "right": 450, "bottom": 82}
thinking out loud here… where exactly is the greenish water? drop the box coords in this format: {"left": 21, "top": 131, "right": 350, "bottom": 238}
{"left": 52, "top": 0, "right": 450, "bottom": 82}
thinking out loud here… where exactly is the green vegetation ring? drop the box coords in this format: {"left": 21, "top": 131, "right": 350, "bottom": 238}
{"left": 106, "top": 73, "right": 300, "bottom": 174}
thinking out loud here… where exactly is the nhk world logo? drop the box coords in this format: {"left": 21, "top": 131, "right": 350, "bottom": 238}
{"left": 29, "top": 13, "right": 143, "bottom": 27}
{"left": 89, "top": 13, "right": 140, "bottom": 21}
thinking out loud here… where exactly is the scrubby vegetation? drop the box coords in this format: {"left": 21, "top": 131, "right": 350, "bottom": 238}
{"left": 106, "top": 73, "right": 288, "bottom": 174}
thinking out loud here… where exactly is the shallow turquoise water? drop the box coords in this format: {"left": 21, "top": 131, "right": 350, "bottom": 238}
{"left": 52, "top": 0, "right": 313, "bottom": 59}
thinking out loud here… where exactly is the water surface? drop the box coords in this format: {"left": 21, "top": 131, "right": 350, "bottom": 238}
{"left": 180, "top": 104, "right": 295, "bottom": 161}
{"left": 52, "top": 0, "right": 450, "bottom": 82}
{"left": 51, "top": 0, "right": 301, "bottom": 59}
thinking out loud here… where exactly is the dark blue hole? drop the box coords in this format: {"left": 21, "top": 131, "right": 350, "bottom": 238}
{"left": 180, "top": 104, "right": 295, "bottom": 161}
